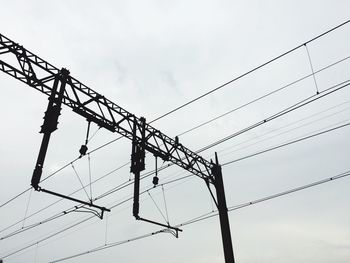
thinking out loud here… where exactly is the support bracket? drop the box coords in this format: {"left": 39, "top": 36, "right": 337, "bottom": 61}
{"left": 30, "top": 68, "right": 109, "bottom": 219}
{"left": 40, "top": 187, "right": 110, "bottom": 219}
{"left": 131, "top": 117, "right": 181, "bottom": 235}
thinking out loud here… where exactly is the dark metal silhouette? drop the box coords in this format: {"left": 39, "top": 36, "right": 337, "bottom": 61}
{"left": 31, "top": 68, "right": 68, "bottom": 190}
{"left": 212, "top": 153, "right": 235, "bottom": 263}
{"left": 79, "top": 121, "right": 91, "bottom": 157}
{"left": 29, "top": 67, "right": 110, "bottom": 218}
{"left": 130, "top": 117, "right": 182, "bottom": 236}
{"left": 0, "top": 33, "right": 234, "bottom": 262}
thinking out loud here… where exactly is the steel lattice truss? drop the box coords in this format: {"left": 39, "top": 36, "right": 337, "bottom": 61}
{"left": 0, "top": 33, "right": 213, "bottom": 182}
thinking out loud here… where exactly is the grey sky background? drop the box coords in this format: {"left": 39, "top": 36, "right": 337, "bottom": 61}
{"left": 0, "top": 1, "right": 350, "bottom": 262}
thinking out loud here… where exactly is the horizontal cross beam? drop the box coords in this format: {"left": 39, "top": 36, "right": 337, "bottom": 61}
{"left": 0, "top": 33, "right": 214, "bottom": 182}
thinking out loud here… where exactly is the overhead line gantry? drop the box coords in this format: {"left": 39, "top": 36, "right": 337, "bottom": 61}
{"left": 0, "top": 33, "right": 235, "bottom": 263}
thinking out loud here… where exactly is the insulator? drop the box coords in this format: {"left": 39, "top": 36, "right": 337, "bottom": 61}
{"left": 79, "top": 145, "right": 88, "bottom": 156}
{"left": 152, "top": 176, "right": 159, "bottom": 186}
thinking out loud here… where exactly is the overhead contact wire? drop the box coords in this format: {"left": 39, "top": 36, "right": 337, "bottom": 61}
{"left": 48, "top": 170, "right": 350, "bottom": 262}
{"left": 2, "top": 35, "right": 349, "bottom": 211}
{"left": 151, "top": 20, "right": 350, "bottom": 123}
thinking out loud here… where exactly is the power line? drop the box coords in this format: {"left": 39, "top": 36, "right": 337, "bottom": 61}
{"left": 1, "top": 19, "right": 349, "bottom": 262}
{"left": 0, "top": 163, "right": 186, "bottom": 239}
{"left": 5, "top": 115, "right": 349, "bottom": 243}
{"left": 196, "top": 80, "right": 350, "bottom": 153}
{"left": 4, "top": 123, "right": 350, "bottom": 258}
{"left": 1, "top": 149, "right": 189, "bottom": 237}
{"left": 0, "top": 206, "right": 81, "bottom": 241}
{"left": 227, "top": 171, "right": 350, "bottom": 212}
{"left": 139, "top": 79, "right": 350, "bottom": 175}
{"left": 221, "top": 121, "right": 350, "bottom": 166}
{"left": 0, "top": 215, "right": 93, "bottom": 260}
{"left": 86, "top": 25, "right": 350, "bottom": 157}
{"left": 0, "top": 162, "right": 130, "bottom": 235}
{"left": 2, "top": 168, "right": 192, "bottom": 254}
{"left": 2, "top": 77, "right": 349, "bottom": 241}
{"left": 0, "top": 188, "right": 31, "bottom": 209}
{"left": 150, "top": 19, "right": 350, "bottom": 123}
{"left": 39, "top": 79, "right": 350, "bottom": 226}
{"left": 2, "top": 59, "right": 349, "bottom": 257}
{"left": 184, "top": 170, "right": 350, "bottom": 226}
{"left": 2, "top": 31, "right": 349, "bottom": 211}
{"left": 86, "top": 55, "right": 350, "bottom": 173}
{"left": 176, "top": 55, "right": 350, "bottom": 137}
{"left": 53, "top": 20, "right": 350, "bottom": 176}
{"left": 48, "top": 169, "right": 350, "bottom": 262}
{"left": 0, "top": 172, "right": 184, "bottom": 257}
{"left": 50, "top": 229, "right": 168, "bottom": 263}
{"left": 217, "top": 100, "right": 350, "bottom": 158}
{"left": 0, "top": 157, "right": 80, "bottom": 209}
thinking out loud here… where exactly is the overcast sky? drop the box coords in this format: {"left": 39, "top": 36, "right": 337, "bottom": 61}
{"left": 0, "top": 1, "right": 350, "bottom": 262}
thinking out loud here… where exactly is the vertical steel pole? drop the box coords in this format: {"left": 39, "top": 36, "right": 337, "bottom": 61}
{"left": 212, "top": 153, "right": 235, "bottom": 263}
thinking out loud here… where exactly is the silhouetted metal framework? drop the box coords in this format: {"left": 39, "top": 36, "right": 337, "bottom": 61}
{"left": 0, "top": 33, "right": 235, "bottom": 263}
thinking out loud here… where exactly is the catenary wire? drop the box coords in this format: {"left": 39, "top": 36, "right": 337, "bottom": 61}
{"left": 177, "top": 55, "right": 350, "bottom": 137}
{"left": 1, "top": 52, "right": 348, "bottom": 258}
{"left": 4, "top": 114, "right": 348, "bottom": 242}
{"left": 83, "top": 53, "right": 350, "bottom": 156}
{"left": 4, "top": 76, "right": 348, "bottom": 238}
{"left": 2, "top": 20, "right": 349, "bottom": 210}
{"left": 221, "top": 120, "right": 350, "bottom": 166}
{"left": 217, "top": 100, "right": 350, "bottom": 157}
{"left": 196, "top": 80, "right": 350, "bottom": 153}
{"left": 0, "top": 163, "right": 185, "bottom": 239}
{"left": 0, "top": 172, "right": 190, "bottom": 257}
{"left": 130, "top": 79, "right": 350, "bottom": 175}
{"left": 0, "top": 205, "right": 82, "bottom": 240}
{"left": 2, "top": 77, "right": 349, "bottom": 239}
{"left": 2, "top": 117, "right": 349, "bottom": 250}
{"left": 182, "top": 170, "right": 350, "bottom": 226}
{"left": 0, "top": 156, "right": 80, "bottom": 209}
{"left": 150, "top": 19, "right": 350, "bottom": 123}
{"left": 2, "top": 21, "right": 349, "bottom": 262}
{"left": 48, "top": 169, "right": 350, "bottom": 262}
{"left": 1, "top": 47, "right": 348, "bottom": 211}
{"left": 1, "top": 164, "right": 194, "bottom": 248}
{"left": 0, "top": 162, "right": 130, "bottom": 235}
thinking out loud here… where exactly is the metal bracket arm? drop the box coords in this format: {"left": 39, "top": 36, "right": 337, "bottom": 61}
{"left": 137, "top": 217, "right": 182, "bottom": 238}
{"left": 39, "top": 187, "right": 110, "bottom": 219}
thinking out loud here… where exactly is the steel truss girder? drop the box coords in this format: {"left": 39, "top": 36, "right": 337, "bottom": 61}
{"left": 1, "top": 33, "right": 235, "bottom": 262}
{"left": 0, "top": 33, "right": 214, "bottom": 181}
